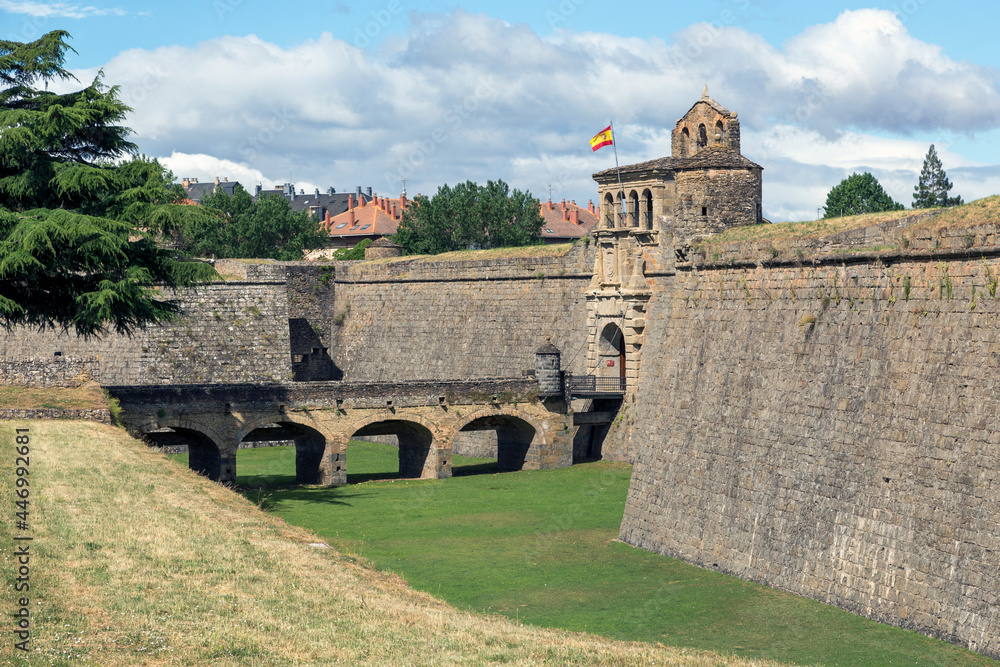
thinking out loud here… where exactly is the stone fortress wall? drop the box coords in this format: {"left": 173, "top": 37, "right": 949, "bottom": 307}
{"left": 330, "top": 243, "right": 596, "bottom": 382}
{"left": 615, "top": 251, "right": 1000, "bottom": 658}
{"left": 0, "top": 280, "right": 293, "bottom": 385}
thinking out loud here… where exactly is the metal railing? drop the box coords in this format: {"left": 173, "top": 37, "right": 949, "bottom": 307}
{"left": 566, "top": 374, "right": 626, "bottom": 397}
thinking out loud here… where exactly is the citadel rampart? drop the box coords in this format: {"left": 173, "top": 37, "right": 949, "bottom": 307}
{"left": 0, "top": 281, "right": 292, "bottom": 385}
{"left": 617, "top": 249, "right": 1000, "bottom": 657}
{"left": 331, "top": 244, "right": 595, "bottom": 381}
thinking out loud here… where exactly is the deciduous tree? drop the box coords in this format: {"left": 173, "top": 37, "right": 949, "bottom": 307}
{"left": 191, "top": 186, "right": 327, "bottom": 261}
{"left": 393, "top": 179, "right": 543, "bottom": 255}
{"left": 822, "top": 172, "right": 903, "bottom": 218}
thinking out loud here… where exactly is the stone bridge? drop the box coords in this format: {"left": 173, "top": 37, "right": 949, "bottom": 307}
{"left": 104, "top": 379, "right": 573, "bottom": 485}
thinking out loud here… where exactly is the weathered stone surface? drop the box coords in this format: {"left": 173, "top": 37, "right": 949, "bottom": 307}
{"left": 617, "top": 255, "right": 1000, "bottom": 658}
{"left": 0, "top": 408, "right": 111, "bottom": 423}
{"left": 0, "top": 282, "right": 292, "bottom": 385}
{"left": 331, "top": 244, "right": 595, "bottom": 381}
{"left": 107, "top": 379, "right": 574, "bottom": 486}
{"left": 0, "top": 356, "right": 99, "bottom": 387}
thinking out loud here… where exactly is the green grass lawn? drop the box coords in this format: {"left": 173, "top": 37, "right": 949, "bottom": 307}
{"left": 170, "top": 442, "right": 992, "bottom": 666}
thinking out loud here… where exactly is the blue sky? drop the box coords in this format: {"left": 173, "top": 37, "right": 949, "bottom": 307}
{"left": 4, "top": 0, "right": 1000, "bottom": 220}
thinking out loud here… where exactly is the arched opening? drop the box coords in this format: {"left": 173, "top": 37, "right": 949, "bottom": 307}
{"left": 603, "top": 192, "right": 615, "bottom": 228}
{"left": 715, "top": 120, "right": 725, "bottom": 146}
{"left": 460, "top": 415, "right": 537, "bottom": 473}
{"left": 350, "top": 419, "right": 435, "bottom": 481}
{"left": 236, "top": 421, "right": 328, "bottom": 485}
{"left": 575, "top": 323, "right": 627, "bottom": 459}
{"left": 599, "top": 322, "right": 626, "bottom": 382}
{"left": 698, "top": 123, "right": 708, "bottom": 149}
{"left": 149, "top": 427, "right": 223, "bottom": 481}
{"left": 615, "top": 191, "right": 626, "bottom": 227}
{"left": 628, "top": 190, "right": 639, "bottom": 227}
{"left": 641, "top": 189, "right": 654, "bottom": 230}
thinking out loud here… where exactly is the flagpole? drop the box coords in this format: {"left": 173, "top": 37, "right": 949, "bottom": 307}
{"left": 611, "top": 121, "right": 626, "bottom": 226}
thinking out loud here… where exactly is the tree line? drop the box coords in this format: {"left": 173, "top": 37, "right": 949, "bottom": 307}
{"left": 823, "top": 145, "right": 963, "bottom": 218}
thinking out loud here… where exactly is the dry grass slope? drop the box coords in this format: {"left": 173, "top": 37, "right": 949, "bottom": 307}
{"left": 0, "top": 383, "right": 106, "bottom": 410}
{"left": 0, "top": 421, "right": 793, "bottom": 667}
{"left": 701, "top": 210, "right": 915, "bottom": 247}
{"left": 904, "top": 195, "right": 1000, "bottom": 232}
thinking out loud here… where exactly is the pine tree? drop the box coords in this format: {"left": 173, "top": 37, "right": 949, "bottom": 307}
{"left": 0, "top": 31, "right": 213, "bottom": 337}
{"left": 913, "top": 144, "right": 963, "bottom": 209}
{"left": 823, "top": 173, "right": 904, "bottom": 218}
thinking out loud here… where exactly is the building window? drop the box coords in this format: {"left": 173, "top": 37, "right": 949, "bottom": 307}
{"left": 698, "top": 124, "right": 708, "bottom": 149}
{"left": 642, "top": 189, "right": 654, "bottom": 230}
{"left": 701, "top": 206, "right": 708, "bottom": 216}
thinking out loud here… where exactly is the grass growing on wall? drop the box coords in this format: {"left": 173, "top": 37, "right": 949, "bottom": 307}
{"left": 221, "top": 442, "right": 994, "bottom": 667}
{"left": 700, "top": 210, "right": 915, "bottom": 247}
{"left": 905, "top": 195, "right": 1000, "bottom": 232}
{"left": 371, "top": 243, "right": 575, "bottom": 264}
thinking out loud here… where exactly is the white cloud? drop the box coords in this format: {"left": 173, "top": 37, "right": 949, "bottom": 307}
{"left": 0, "top": 1, "right": 125, "bottom": 18}
{"left": 158, "top": 152, "right": 318, "bottom": 196}
{"left": 69, "top": 9, "right": 1000, "bottom": 221}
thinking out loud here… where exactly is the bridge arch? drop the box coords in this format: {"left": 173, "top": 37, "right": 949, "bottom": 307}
{"left": 452, "top": 407, "right": 543, "bottom": 473}
{"left": 339, "top": 412, "right": 443, "bottom": 480}
{"left": 236, "top": 413, "right": 334, "bottom": 485}
{"left": 134, "top": 417, "right": 227, "bottom": 482}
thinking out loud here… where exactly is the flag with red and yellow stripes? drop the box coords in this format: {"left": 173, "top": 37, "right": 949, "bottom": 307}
{"left": 590, "top": 125, "right": 613, "bottom": 152}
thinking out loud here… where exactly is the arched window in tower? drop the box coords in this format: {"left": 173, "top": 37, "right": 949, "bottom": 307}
{"left": 629, "top": 190, "right": 639, "bottom": 227}
{"left": 642, "top": 189, "right": 653, "bottom": 230}
{"left": 616, "top": 191, "right": 626, "bottom": 227}
{"left": 603, "top": 192, "right": 615, "bottom": 228}
{"left": 681, "top": 127, "right": 690, "bottom": 156}
{"left": 715, "top": 120, "right": 725, "bottom": 146}
{"left": 698, "top": 123, "right": 708, "bottom": 149}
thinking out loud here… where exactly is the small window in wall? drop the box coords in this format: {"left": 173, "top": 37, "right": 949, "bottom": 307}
{"left": 698, "top": 123, "right": 708, "bottom": 148}
{"left": 701, "top": 206, "right": 707, "bottom": 216}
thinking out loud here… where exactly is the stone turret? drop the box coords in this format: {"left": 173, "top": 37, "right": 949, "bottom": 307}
{"left": 535, "top": 339, "right": 562, "bottom": 397}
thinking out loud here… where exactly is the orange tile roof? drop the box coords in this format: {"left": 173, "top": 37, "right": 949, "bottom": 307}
{"left": 538, "top": 198, "right": 599, "bottom": 240}
{"left": 322, "top": 193, "right": 408, "bottom": 239}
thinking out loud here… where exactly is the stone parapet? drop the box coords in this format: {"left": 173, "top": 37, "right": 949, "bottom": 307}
{"left": 0, "top": 408, "right": 111, "bottom": 423}
{"left": 0, "top": 356, "right": 99, "bottom": 387}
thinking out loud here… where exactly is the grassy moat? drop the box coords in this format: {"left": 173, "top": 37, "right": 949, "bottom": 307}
{"left": 0, "top": 419, "right": 989, "bottom": 665}
{"left": 173, "top": 441, "right": 993, "bottom": 667}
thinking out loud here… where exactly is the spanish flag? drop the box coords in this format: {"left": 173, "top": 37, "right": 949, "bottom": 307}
{"left": 590, "top": 125, "right": 613, "bottom": 152}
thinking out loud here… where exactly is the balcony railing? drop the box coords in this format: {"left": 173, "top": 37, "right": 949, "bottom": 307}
{"left": 566, "top": 374, "right": 626, "bottom": 397}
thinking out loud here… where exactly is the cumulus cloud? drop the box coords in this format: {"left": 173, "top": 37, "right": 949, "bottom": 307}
{"left": 67, "top": 8, "right": 1000, "bottom": 221}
